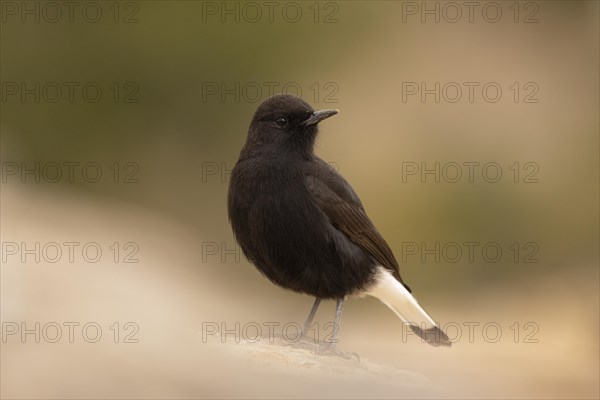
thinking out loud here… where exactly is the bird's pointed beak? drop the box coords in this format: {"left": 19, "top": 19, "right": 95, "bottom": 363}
{"left": 302, "top": 109, "right": 339, "bottom": 126}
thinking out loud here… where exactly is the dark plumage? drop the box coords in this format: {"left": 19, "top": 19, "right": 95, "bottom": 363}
{"left": 227, "top": 95, "right": 450, "bottom": 347}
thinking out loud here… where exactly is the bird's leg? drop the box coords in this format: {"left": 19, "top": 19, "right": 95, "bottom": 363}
{"left": 327, "top": 297, "right": 344, "bottom": 347}
{"left": 302, "top": 297, "right": 321, "bottom": 339}
{"left": 312, "top": 297, "right": 358, "bottom": 361}
{"left": 291, "top": 297, "right": 358, "bottom": 361}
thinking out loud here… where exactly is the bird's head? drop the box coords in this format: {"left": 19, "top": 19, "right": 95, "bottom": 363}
{"left": 247, "top": 95, "right": 338, "bottom": 155}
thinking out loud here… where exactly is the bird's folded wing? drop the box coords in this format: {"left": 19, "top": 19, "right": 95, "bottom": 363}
{"left": 305, "top": 174, "right": 411, "bottom": 292}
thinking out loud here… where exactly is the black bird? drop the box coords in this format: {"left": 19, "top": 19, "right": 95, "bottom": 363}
{"left": 228, "top": 95, "right": 451, "bottom": 347}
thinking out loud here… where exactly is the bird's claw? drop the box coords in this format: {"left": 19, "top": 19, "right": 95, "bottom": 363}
{"left": 281, "top": 336, "right": 360, "bottom": 362}
{"left": 314, "top": 343, "right": 360, "bottom": 362}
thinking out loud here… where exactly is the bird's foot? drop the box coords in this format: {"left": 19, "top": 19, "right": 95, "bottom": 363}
{"left": 264, "top": 332, "right": 360, "bottom": 361}
{"left": 314, "top": 343, "right": 360, "bottom": 362}
{"left": 282, "top": 336, "right": 359, "bottom": 361}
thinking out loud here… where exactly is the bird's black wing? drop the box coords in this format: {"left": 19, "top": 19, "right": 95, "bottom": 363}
{"left": 305, "top": 158, "right": 411, "bottom": 292}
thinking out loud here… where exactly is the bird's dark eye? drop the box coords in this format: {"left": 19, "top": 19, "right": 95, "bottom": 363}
{"left": 276, "top": 117, "right": 287, "bottom": 127}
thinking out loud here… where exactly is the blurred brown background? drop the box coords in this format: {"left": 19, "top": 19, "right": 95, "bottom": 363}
{"left": 1, "top": 1, "right": 598, "bottom": 399}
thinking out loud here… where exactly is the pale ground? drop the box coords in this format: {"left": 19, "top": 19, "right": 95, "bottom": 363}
{"left": 1, "top": 184, "right": 598, "bottom": 399}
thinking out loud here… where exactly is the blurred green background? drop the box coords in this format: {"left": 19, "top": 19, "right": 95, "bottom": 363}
{"left": 1, "top": 1, "right": 598, "bottom": 399}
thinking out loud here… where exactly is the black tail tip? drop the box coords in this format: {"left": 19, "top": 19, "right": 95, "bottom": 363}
{"left": 410, "top": 325, "right": 452, "bottom": 347}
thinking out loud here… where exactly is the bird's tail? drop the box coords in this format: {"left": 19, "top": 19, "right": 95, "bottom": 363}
{"left": 367, "top": 267, "right": 451, "bottom": 347}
